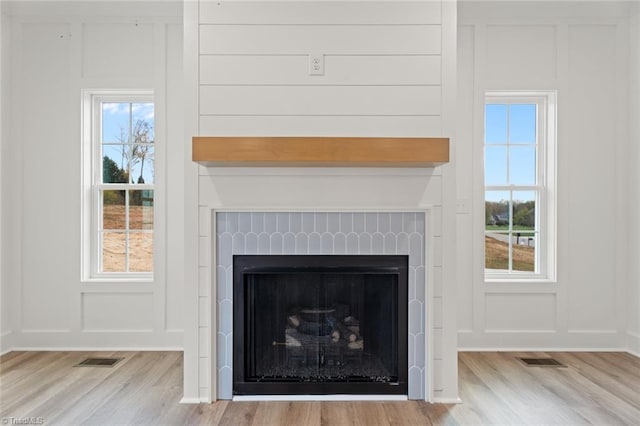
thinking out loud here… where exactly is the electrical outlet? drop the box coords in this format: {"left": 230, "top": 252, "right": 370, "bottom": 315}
{"left": 456, "top": 198, "right": 470, "bottom": 214}
{"left": 308, "top": 53, "right": 324, "bottom": 76}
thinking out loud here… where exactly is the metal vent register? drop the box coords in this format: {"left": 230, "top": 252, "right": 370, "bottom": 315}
{"left": 75, "top": 358, "right": 123, "bottom": 367}
{"left": 519, "top": 358, "right": 566, "bottom": 368}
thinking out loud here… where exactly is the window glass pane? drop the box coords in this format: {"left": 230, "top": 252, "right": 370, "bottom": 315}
{"left": 132, "top": 103, "right": 155, "bottom": 142}
{"left": 485, "top": 104, "right": 507, "bottom": 144}
{"left": 129, "top": 190, "right": 154, "bottom": 230}
{"left": 129, "top": 232, "right": 153, "bottom": 272}
{"left": 485, "top": 232, "right": 509, "bottom": 271}
{"left": 509, "top": 104, "right": 536, "bottom": 143}
{"left": 509, "top": 146, "right": 536, "bottom": 185}
{"left": 512, "top": 232, "right": 536, "bottom": 272}
{"left": 102, "top": 102, "right": 131, "bottom": 143}
{"left": 512, "top": 191, "right": 536, "bottom": 231}
{"left": 129, "top": 145, "right": 155, "bottom": 184}
{"left": 102, "top": 231, "right": 126, "bottom": 272}
{"left": 103, "top": 190, "right": 125, "bottom": 230}
{"left": 485, "top": 147, "right": 507, "bottom": 185}
{"left": 485, "top": 191, "right": 510, "bottom": 231}
{"left": 102, "top": 146, "right": 129, "bottom": 183}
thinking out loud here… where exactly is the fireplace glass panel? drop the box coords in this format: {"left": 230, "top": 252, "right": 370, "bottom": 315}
{"left": 234, "top": 255, "right": 408, "bottom": 395}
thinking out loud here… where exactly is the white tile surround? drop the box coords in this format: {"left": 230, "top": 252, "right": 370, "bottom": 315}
{"left": 214, "top": 211, "right": 429, "bottom": 399}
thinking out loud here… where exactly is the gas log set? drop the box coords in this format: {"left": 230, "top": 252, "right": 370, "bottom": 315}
{"left": 263, "top": 303, "right": 394, "bottom": 383}
{"left": 278, "top": 305, "right": 364, "bottom": 365}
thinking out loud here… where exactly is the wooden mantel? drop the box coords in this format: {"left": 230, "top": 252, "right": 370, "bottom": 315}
{"left": 192, "top": 136, "right": 449, "bottom": 167}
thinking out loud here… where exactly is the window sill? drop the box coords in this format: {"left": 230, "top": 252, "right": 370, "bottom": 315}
{"left": 82, "top": 275, "right": 153, "bottom": 284}
{"left": 484, "top": 275, "right": 556, "bottom": 284}
{"left": 80, "top": 281, "right": 154, "bottom": 293}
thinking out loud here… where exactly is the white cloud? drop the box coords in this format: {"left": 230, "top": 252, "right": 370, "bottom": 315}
{"left": 131, "top": 103, "right": 155, "bottom": 121}
{"left": 102, "top": 102, "right": 129, "bottom": 116}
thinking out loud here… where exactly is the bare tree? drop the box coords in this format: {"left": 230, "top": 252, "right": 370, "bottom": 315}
{"left": 131, "top": 120, "right": 153, "bottom": 184}
{"left": 114, "top": 119, "right": 153, "bottom": 184}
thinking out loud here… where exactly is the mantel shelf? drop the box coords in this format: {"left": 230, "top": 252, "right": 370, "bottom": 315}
{"left": 192, "top": 136, "right": 450, "bottom": 167}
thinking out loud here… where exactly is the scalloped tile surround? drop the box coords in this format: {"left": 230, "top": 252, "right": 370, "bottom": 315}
{"left": 215, "top": 211, "right": 427, "bottom": 399}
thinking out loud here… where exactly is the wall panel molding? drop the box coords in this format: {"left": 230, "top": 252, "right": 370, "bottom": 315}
{"left": 200, "top": 25, "right": 442, "bottom": 55}
{"left": 457, "top": 8, "right": 631, "bottom": 352}
{"left": 2, "top": 8, "right": 184, "bottom": 354}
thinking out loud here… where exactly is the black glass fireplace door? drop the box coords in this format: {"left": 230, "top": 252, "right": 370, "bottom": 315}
{"left": 233, "top": 255, "right": 408, "bottom": 395}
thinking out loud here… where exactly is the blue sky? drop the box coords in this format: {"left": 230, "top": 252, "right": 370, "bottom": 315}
{"left": 101, "top": 102, "right": 155, "bottom": 184}
{"left": 485, "top": 103, "right": 536, "bottom": 203}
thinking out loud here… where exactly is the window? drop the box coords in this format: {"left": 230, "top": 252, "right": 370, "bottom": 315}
{"left": 484, "top": 92, "right": 556, "bottom": 280}
{"left": 82, "top": 92, "right": 155, "bottom": 279}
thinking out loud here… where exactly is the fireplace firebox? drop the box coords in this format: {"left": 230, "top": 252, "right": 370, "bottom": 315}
{"left": 233, "top": 255, "right": 408, "bottom": 395}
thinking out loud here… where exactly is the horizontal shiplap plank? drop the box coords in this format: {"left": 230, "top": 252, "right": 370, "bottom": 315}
{"left": 199, "top": 25, "right": 441, "bottom": 55}
{"left": 200, "top": 55, "right": 441, "bottom": 85}
{"left": 199, "top": 115, "right": 443, "bottom": 137}
{"left": 199, "top": 1, "right": 442, "bottom": 25}
{"left": 200, "top": 85, "right": 441, "bottom": 115}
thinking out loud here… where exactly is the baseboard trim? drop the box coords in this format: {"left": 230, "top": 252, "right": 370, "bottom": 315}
{"left": 431, "top": 397, "right": 462, "bottom": 404}
{"left": 8, "top": 330, "right": 183, "bottom": 349}
{"left": 627, "top": 331, "right": 640, "bottom": 357}
{"left": 0, "top": 331, "right": 13, "bottom": 356}
{"left": 9, "top": 347, "right": 184, "bottom": 352}
{"left": 458, "top": 330, "right": 625, "bottom": 350}
{"left": 458, "top": 347, "right": 625, "bottom": 352}
{"left": 180, "top": 397, "right": 202, "bottom": 404}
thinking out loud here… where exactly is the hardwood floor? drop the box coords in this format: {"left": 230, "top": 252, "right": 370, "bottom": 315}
{"left": 1, "top": 351, "right": 639, "bottom": 425}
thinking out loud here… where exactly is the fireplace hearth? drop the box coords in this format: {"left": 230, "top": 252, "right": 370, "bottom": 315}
{"left": 233, "top": 255, "right": 408, "bottom": 395}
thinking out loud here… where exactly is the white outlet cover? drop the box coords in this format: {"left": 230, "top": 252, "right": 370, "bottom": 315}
{"left": 308, "top": 53, "right": 324, "bottom": 76}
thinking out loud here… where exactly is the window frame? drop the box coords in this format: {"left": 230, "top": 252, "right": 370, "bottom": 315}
{"left": 81, "top": 90, "right": 155, "bottom": 281}
{"left": 484, "top": 91, "right": 557, "bottom": 282}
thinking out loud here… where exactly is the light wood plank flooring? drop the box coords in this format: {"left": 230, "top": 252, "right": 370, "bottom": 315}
{"left": 1, "top": 351, "right": 639, "bottom": 425}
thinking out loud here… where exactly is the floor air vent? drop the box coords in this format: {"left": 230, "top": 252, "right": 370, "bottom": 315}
{"left": 75, "top": 358, "right": 123, "bottom": 367}
{"left": 519, "top": 358, "right": 566, "bottom": 367}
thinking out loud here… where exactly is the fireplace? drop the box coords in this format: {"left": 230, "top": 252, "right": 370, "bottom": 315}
{"left": 233, "top": 254, "right": 408, "bottom": 395}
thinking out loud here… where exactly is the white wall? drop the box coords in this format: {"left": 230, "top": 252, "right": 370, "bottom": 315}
{"left": 1, "top": 1, "right": 184, "bottom": 350}
{"left": 457, "top": 1, "right": 633, "bottom": 350}
{"left": 628, "top": 5, "right": 640, "bottom": 356}
{"left": 184, "top": 0, "right": 458, "bottom": 402}
{"left": 0, "top": 1, "right": 9, "bottom": 354}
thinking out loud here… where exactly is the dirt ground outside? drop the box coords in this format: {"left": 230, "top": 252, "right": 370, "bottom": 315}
{"left": 485, "top": 235, "right": 534, "bottom": 271}
{"left": 102, "top": 205, "right": 153, "bottom": 272}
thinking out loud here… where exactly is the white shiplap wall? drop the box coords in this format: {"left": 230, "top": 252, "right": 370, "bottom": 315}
{"left": 184, "top": 1, "right": 458, "bottom": 402}
{"left": 198, "top": 1, "right": 444, "bottom": 137}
